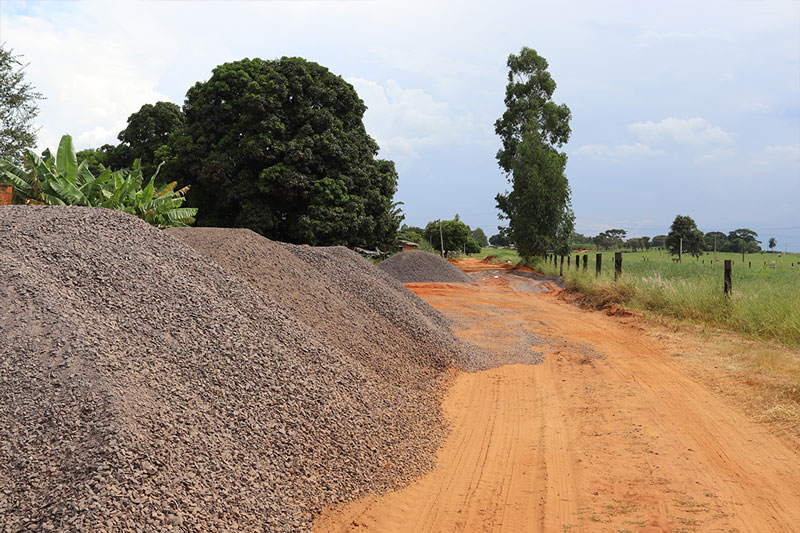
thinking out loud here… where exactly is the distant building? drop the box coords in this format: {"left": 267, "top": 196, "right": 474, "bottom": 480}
{"left": 399, "top": 240, "right": 419, "bottom": 252}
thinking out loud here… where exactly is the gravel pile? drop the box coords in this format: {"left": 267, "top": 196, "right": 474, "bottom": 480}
{"left": 378, "top": 250, "right": 474, "bottom": 283}
{"left": 167, "top": 228, "right": 482, "bottom": 379}
{"left": 0, "top": 207, "right": 480, "bottom": 531}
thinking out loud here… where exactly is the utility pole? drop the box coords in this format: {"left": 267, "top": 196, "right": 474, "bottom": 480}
{"left": 439, "top": 220, "right": 445, "bottom": 258}
{"left": 714, "top": 234, "right": 717, "bottom": 263}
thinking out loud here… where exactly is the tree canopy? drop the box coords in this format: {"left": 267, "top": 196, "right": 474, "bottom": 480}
{"left": 625, "top": 237, "right": 644, "bottom": 252}
{"left": 569, "top": 232, "right": 595, "bottom": 250}
{"left": 703, "top": 231, "right": 727, "bottom": 252}
{"left": 470, "top": 227, "right": 488, "bottom": 247}
{"left": 665, "top": 215, "right": 705, "bottom": 258}
{"left": 651, "top": 235, "right": 668, "bottom": 249}
{"left": 726, "top": 228, "right": 761, "bottom": 254}
{"left": 0, "top": 44, "right": 44, "bottom": 166}
{"left": 176, "top": 56, "right": 401, "bottom": 248}
{"left": 113, "top": 102, "right": 184, "bottom": 181}
{"left": 423, "top": 219, "right": 473, "bottom": 255}
{"left": 489, "top": 233, "right": 509, "bottom": 247}
{"left": 494, "top": 47, "right": 573, "bottom": 260}
{"left": 593, "top": 229, "right": 627, "bottom": 250}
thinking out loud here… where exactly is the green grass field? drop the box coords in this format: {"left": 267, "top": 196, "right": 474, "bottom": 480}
{"left": 472, "top": 247, "right": 522, "bottom": 264}
{"left": 529, "top": 249, "right": 800, "bottom": 347}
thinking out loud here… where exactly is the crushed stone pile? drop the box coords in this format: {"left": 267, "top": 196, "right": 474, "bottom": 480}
{"left": 378, "top": 250, "right": 474, "bottom": 283}
{"left": 166, "top": 228, "right": 487, "bottom": 380}
{"left": 0, "top": 207, "right": 485, "bottom": 532}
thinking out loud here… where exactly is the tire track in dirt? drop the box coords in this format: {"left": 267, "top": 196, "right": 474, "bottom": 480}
{"left": 315, "top": 362, "right": 576, "bottom": 532}
{"left": 315, "top": 259, "right": 800, "bottom": 532}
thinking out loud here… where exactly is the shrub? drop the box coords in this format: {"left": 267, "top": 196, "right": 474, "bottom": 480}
{"left": 0, "top": 134, "right": 196, "bottom": 227}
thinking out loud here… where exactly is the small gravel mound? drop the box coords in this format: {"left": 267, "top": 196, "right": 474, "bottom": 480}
{"left": 0, "top": 207, "right": 481, "bottom": 532}
{"left": 379, "top": 250, "right": 474, "bottom": 283}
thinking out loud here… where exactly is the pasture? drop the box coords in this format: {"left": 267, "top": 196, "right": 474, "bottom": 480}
{"left": 536, "top": 249, "right": 800, "bottom": 347}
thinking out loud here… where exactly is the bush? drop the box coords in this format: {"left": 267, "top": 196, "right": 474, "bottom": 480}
{"left": 0, "top": 135, "right": 197, "bottom": 227}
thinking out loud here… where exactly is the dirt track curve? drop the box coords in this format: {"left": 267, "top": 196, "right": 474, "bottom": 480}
{"left": 315, "top": 258, "right": 800, "bottom": 532}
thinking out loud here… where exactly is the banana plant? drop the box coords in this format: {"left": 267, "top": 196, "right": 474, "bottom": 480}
{"left": 0, "top": 134, "right": 197, "bottom": 227}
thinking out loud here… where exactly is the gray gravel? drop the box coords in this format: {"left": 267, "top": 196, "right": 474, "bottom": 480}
{"left": 378, "top": 250, "right": 474, "bottom": 283}
{"left": 0, "top": 207, "right": 482, "bottom": 532}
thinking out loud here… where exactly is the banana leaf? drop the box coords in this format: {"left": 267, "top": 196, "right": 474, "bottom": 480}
{"left": 56, "top": 135, "right": 79, "bottom": 185}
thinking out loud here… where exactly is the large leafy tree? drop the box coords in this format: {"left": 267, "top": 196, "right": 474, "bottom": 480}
{"left": 495, "top": 47, "right": 573, "bottom": 260}
{"left": 725, "top": 228, "right": 760, "bottom": 254}
{"left": 489, "top": 233, "right": 509, "bottom": 247}
{"left": 423, "top": 218, "right": 472, "bottom": 255}
{"left": 651, "top": 235, "right": 667, "bottom": 249}
{"left": 665, "top": 215, "right": 705, "bottom": 258}
{"left": 593, "top": 229, "right": 627, "bottom": 250}
{"left": 470, "top": 227, "right": 488, "bottom": 247}
{"left": 176, "top": 56, "right": 401, "bottom": 248}
{"left": 704, "top": 231, "right": 727, "bottom": 252}
{"left": 625, "top": 238, "right": 644, "bottom": 252}
{"left": 112, "top": 101, "right": 184, "bottom": 181}
{"left": 0, "top": 44, "right": 44, "bottom": 166}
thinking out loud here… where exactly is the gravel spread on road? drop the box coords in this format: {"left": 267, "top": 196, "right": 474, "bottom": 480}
{"left": 378, "top": 250, "right": 474, "bottom": 283}
{"left": 0, "top": 207, "right": 485, "bottom": 531}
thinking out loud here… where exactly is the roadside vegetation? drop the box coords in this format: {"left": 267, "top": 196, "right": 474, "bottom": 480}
{"left": 0, "top": 134, "right": 196, "bottom": 227}
{"left": 534, "top": 249, "right": 800, "bottom": 347}
{"left": 472, "top": 247, "right": 521, "bottom": 264}
{"left": 399, "top": 217, "right": 484, "bottom": 256}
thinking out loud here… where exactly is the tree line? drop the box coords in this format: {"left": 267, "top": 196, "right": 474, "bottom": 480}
{"left": 564, "top": 215, "right": 775, "bottom": 257}
{"left": 399, "top": 216, "right": 487, "bottom": 256}
{"left": 2, "top": 41, "right": 563, "bottom": 257}
{"left": 75, "top": 57, "right": 403, "bottom": 248}
{"left": 1, "top": 45, "right": 403, "bottom": 247}
{"left": 6, "top": 43, "right": 769, "bottom": 261}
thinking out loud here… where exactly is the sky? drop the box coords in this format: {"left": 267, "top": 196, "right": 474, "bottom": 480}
{"left": 2, "top": 0, "right": 799, "bottom": 250}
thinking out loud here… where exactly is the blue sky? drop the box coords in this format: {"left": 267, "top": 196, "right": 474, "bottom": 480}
{"left": 2, "top": 0, "right": 799, "bottom": 249}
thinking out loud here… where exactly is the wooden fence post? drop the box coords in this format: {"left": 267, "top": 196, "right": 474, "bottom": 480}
{"left": 575, "top": 254, "right": 579, "bottom": 270}
{"left": 724, "top": 260, "right": 732, "bottom": 297}
{"left": 583, "top": 254, "right": 587, "bottom": 271}
{"left": 614, "top": 252, "right": 622, "bottom": 281}
{"left": 596, "top": 253, "right": 602, "bottom": 277}
{"left": 567, "top": 255, "right": 571, "bottom": 267}
{"left": 559, "top": 255, "right": 564, "bottom": 276}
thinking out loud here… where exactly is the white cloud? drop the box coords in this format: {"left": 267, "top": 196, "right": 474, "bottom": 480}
{"left": 737, "top": 101, "right": 770, "bottom": 113}
{"left": 574, "top": 143, "right": 666, "bottom": 161}
{"left": 4, "top": 11, "right": 172, "bottom": 151}
{"left": 628, "top": 117, "right": 734, "bottom": 146}
{"left": 347, "top": 77, "right": 485, "bottom": 163}
{"left": 763, "top": 143, "right": 800, "bottom": 161}
{"left": 633, "top": 29, "right": 698, "bottom": 47}
{"left": 76, "top": 123, "right": 127, "bottom": 149}
{"left": 695, "top": 148, "right": 735, "bottom": 164}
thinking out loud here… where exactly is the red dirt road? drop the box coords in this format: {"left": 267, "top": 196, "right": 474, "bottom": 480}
{"left": 315, "top": 259, "right": 800, "bottom": 532}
